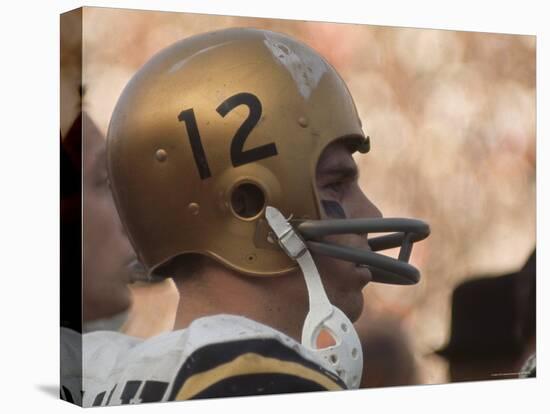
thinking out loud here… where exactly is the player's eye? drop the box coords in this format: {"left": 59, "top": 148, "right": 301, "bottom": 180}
{"left": 324, "top": 182, "right": 344, "bottom": 193}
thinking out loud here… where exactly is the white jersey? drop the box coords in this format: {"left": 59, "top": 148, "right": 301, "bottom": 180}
{"left": 61, "top": 314, "right": 346, "bottom": 407}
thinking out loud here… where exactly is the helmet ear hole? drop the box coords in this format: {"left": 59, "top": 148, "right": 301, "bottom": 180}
{"left": 230, "top": 183, "right": 266, "bottom": 219}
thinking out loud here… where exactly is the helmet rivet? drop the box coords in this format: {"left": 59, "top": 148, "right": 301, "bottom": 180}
{"left": 155, "top": 149, "right": 168, "bottom": 162}
{"left": 298, "top": 116, "right": 309, "bottom": 128}
{"left": 188, "top": 202, "right": 200, "bottom": 215}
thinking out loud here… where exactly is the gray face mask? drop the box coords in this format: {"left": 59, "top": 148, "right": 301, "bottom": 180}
{"left": 265, "top": 205, "right": 430, "bottom": 389}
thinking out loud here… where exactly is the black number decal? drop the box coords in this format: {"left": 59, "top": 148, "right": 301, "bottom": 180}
{"left": 178, "top": 93, "right": 277, "bottom": 179}
{"left": 119, "top": 380, "right": 141, "bottom": 404}
{"left": 61, "top": 386, "right": 74, "bottom": 403}
{"left": 178, "top": 108, "right": 212, "bottom": 179}
{"left": 217, "top": 92, "right": 278, "bottom": 167}
{"left": 92, "top": 391, "right": 106, "bottom": 406}
{"left": 93, "top": 380, "right": 168, "bottom": 406}
{"left": 139, "top": 380, "right": 169, "bottom": 402}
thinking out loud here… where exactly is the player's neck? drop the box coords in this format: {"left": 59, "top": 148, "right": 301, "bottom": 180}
{"left": 172, "top": 266, "right": 305, "bottom": 342}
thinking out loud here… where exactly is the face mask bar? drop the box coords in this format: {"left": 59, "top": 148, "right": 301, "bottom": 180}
{"left": 295, "top": 218, "right": 430, "bottom": 285}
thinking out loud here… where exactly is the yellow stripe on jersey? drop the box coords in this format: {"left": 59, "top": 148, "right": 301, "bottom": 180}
{"left": 175, "top": 352, "right": 344, "bottom": 400}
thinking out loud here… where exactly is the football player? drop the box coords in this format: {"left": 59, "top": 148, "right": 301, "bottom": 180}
{"left": 77, "top": 27, "right": 429, "bottom": 406}
{"left": 61, "top": 112, "right": 137, "bottom": 404}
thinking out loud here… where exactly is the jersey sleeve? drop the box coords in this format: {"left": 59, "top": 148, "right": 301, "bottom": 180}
{"left": 169, "top": 337, "right": 347, "bottom": 400}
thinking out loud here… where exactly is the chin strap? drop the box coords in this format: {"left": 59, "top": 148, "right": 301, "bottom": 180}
{"left": 265, "top": 206, "right": 363, "bottom": 389}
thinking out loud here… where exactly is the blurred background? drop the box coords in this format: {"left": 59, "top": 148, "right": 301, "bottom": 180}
{"left": 61, "top": 7, "right": 536, "bottom": 385}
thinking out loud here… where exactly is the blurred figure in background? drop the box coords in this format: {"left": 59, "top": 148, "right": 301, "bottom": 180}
{"left": 61, "top": 111, "right": 134, "bottom": 333}
{"left": 435, "top": 249, "right": 535, "bottom": 382}
{"left": 516, "top": 250, "right": 536, "bottom": 378}
{"left": 82, "top": 112, "right": 136, "bottom": 330}
{"left": 61, "top": 111, "right": 136, "bottom": 404}
{"left": 355, "top": 311, "right": 419, "bottom": 388}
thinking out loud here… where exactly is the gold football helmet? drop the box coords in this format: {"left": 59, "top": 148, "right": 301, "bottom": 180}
{"left": 107, "top": 27, "right": 429, "bottom": 284}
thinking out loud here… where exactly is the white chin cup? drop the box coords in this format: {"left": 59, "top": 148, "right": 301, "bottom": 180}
{"left": 265, "top": 206, "right": 363, "bottom": 389}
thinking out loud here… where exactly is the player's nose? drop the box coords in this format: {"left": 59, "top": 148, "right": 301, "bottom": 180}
{"left": 357, "top": 189, "right": 382, "bottom": 219}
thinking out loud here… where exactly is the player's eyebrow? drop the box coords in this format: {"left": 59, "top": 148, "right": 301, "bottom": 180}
{"left": 317, "top": 163, "right": 359, "bottom": 181}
